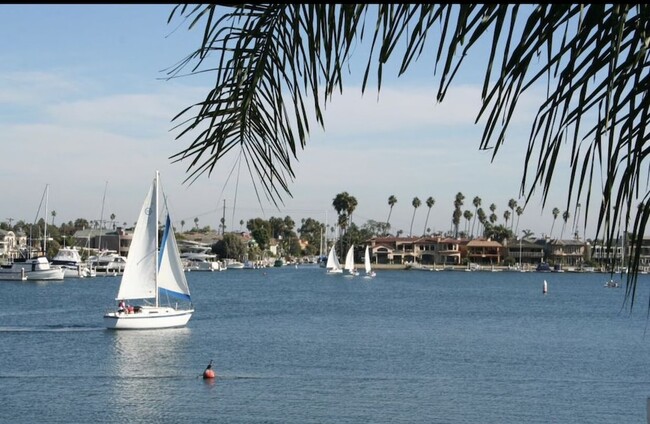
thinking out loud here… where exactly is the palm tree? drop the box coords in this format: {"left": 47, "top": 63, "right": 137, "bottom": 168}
{"left": 471, "top": 196, "right": 481, "bottom": 237}
{"left": 110, "top": 213, "right": 116, "bottom": 230}
{"left": 503, "top": 210, "right": 511, "bottom": 229}
{"left": 476, "top": 208, "right": 487, "bottom": 237}
{"left": 489, "top": 203, "right": 498, "bottom": 225}
{"left": 194, "top": 217, "right": 199, "bottom": 230}
{"left": 386, "top": 195, "right": 397, "bottom": 231}
{"left": 560, "top": 210, "right": 570, "bottom": 240}
{"left": 169, "top": 4, "right": 650, "bottom": 303}
{"left": 507, "top": 199, "right": 517, "bottom": 231}
{"left": 181, "top": 220, "right": 185, "bottom": 232}
{"left": 423, "top": 197, "right": 435, "bottom": 236}
{"left": 514, "top": 206, "right": 524, "bottom": 235}
{"left": 409, "top": 197, "right": 421, "bottom": 237}
{"left": 452, "top": 192, "right": 465, "bottom": 238}
{"left": 463, "top": 210, "right": 473, "bottom": 236}
{"left": 550, "top": 207, "right": 560, "bottom": 238}
{"left": 50, "top": 210, "right": 56, "bottom": 226}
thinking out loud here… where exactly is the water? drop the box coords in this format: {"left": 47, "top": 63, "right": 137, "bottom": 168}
{"left": 1, "top": 267, "right": 650, "bottom": 423}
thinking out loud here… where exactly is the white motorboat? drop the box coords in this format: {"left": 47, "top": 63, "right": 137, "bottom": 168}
{"left": 181, "top": 252, "right": 225, "bottom": 272}
{"left": 91, "top": 251, "right": 127, "bottom": 275}
{"left": 51, "top": 246, "right": 95, "bottom": 278}
{"left": 0, "top": 256, "right": 65, "bottom": 281}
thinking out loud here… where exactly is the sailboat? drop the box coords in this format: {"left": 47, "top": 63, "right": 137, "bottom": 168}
{"left": 0, "top": 184, "right": 64, "bottom": 281}
{"left": 344, "top": 245, "right": 359, "bottom": 276}
{"left": 364, "top": 246, "right": 376, "bottom": 278}
{"left": 325, "top": 245, "right": 343, "bottom": 274}
{"left": 103, "top": 171, "right": 194, "bottom": 330}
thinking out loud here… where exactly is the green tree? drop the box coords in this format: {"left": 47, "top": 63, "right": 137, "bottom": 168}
{"left": 298, "top": 217, "right": 325, "bottom": 256}
{"left": 247, "top": 218, "right": 272, "bottom": 250}
{"left": 168, "top": 4, "right": 650, "bottom": 303}
{"left": 212, "top": 233, "right": 246, "bottom": 260}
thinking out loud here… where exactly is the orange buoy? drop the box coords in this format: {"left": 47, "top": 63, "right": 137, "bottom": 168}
{"left": 203, "top": 360, "right": 216, "bottom": 379}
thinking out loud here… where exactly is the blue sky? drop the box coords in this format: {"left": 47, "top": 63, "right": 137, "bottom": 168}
{"left": 0, "top": 5, "right": 599, "bottom": 240}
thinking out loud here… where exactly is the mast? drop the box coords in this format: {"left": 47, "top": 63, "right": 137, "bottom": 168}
{"left": 155, "top": 171, "right": 160, "bottom": 308}
{"left": 44, "top": 184, "right": 49, "bottom": 256}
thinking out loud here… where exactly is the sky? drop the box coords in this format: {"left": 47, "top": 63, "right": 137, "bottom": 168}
{"left": 0, "top": 4, "right": 606, "bottom": 241}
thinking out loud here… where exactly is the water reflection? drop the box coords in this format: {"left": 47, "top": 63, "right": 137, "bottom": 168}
{"left": 106, "top": 328, "right": 191, "bottom": 418}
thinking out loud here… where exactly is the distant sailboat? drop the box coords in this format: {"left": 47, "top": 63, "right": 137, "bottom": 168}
{"left": 103, "top": 171, "right": 194, "bottom": 330}
{"left": 364, "top": 246, "right": 376, "bottom": 278}
{"left": 0, "top": 184, "right": 64, "bottom": 281}
{"left": 325, "top": 245, "right": 343, "bottom": 274}
{"left": 344, "top": 245, "right": 359, "bottom": 276}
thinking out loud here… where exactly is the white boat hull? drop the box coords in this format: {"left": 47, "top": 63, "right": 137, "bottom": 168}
{"left": 104, "top": 306, "right": 194, "bottom": 330}
{"left": 0, "top": 257, "right": 65, "bottom": 281}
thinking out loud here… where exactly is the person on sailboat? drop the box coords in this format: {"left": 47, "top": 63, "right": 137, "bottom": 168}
{"left": 118, "top": 299, "right": 127, "bottom": 313}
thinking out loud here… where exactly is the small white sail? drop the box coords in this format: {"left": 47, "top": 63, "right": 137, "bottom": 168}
{"left": 326, "top": 246, "right": 342, "bottom": 273}
{"left": 364, "top": 246, "right": 376, "bottom": 278}
{"left": 365, "top": 246, "right": 372, "bottom": 273}
{"left": 344, "top": 245, "right": 358, "bottom": 276}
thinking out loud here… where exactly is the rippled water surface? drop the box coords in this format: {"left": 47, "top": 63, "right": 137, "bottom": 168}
{"left": 1, "top": 267, "right": 650, "bottom": 423}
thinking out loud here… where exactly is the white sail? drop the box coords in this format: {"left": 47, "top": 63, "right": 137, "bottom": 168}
{"left": 158, "top": 214, "right": 191, "bottom": 302}
{"left": 326, "top": 245, "right": 342, "bottom": 273}
{"left": 364, "top": 246, "right": 372, "bottom": 274}
{"left": 116, "top": 178, "right": 157, "bottom": 301}
{"left": 345, "top": 245, "right": 355, "bottom": 273}
{"left": 344, "top": 245, "right": 359, "bottom": 276}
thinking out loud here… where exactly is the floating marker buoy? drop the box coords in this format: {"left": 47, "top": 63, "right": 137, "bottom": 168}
{"left": 203, "top": 360, "right": 215, "bottom": 379}
{"left": 543, "top": 279, "right": 548, "bottom": 294}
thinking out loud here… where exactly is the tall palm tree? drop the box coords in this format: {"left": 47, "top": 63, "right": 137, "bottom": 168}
{"left": 550, "top": 207, "right": 560, "bottom": 238}
{"left": 507, "top": 199, "right": 517, "bottom": 231}
{"left": 194, "top": 217, "right": 199, "bottom": 230}
{"left": 50, "top": 210, "right": 56, "bottom": 226}
{"left": 489, "top": 203, "right": 498, "bottom": 225}
{"left": 423, "top": 197, "right": 435, "bottom": 236}
{"left": 409, "top": 197, "right": 421, "bottom": 237}
{"left": 471, "top": 196, "right": 481, "bottom": 237}
{"left": 514, "top": 206, "right": 524, "bottom": 235}
{"left": 169, "top": 4, "right": 650, "bottom": 303}
{"left": 477, "top": 208, "right": 487, "bottom": 237}
{"left": 386, "top": 195, "right": 397, "bottom": 231}
{"left": 560, "top": 210, "right": 570, "bottom": 240}
{"left": 503, "top": 210, "right": 511, "bottom": 229}
{"left": 452, "top": 192, "right": 465, "bottom": 238}
{"left": 463, "top": 210, "right": 473, "bottom": 237}
{"left": 181, "top": 220, "right": 185, "bottom": 232}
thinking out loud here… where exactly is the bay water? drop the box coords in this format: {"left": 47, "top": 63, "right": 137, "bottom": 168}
{"left": 1, "top": 266, "right": 650, "bottom": 423}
